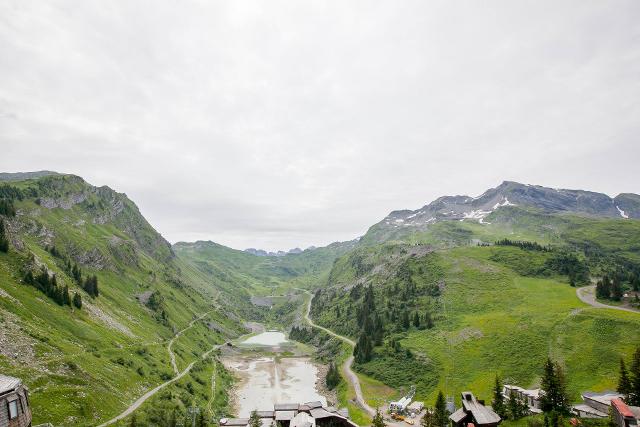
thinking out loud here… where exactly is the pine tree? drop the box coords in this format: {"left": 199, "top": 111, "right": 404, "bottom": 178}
{"left": 492, "top": 376, "right": 507, "bottom": 419}
{"left": 354, "top": 332, "right": 373, "bottom": 363}
{"left": 0, "top": 219, "right": 8, "bottom": 253}
{"left": 629, "top": 346, "right": 640, "bottom": 406}
{"left": 508, "top": 390, "right": 528, "bottom": 420}
{"left": 24, "top": 270, "right": 34, "bottom": 285}
{"left": 618, "top": 358, "right": 632, "bottom": 398}
{"left": 73, "top": 292, "right": 82, "bottom": 309}
{"left": 72, "top": 264, "right": 82, "bottom": 284}
{"left": 434, "top": 391, "right": 449, "bottom": 427}
{"left": 326, "top": 362, "right": 341, "bottom": 390}
{"left": 421, "top": 408, "right": 437, "bottom": 427}
{"left": 596, "top": 277, "right": 611, "bottom": 299}
{"left": 540, "top": 358, "right": 570, "bottom": 414}
{"left": 413, "top": 311, "right": 421, "bottom": 328}
{"left": 424, "top": 311, "right": 434, "bottom": 329}
{"left": 402, "top": 310, "right": 410, "bottom": 330}
{"left": 611, "top": 279, "right": 623, "bottom": 301}
{"left": 63, "top": 285, "right": 71, "bottom": 306}
{"left": 372, "top": 408, "right": 386, "bottom": 427}
{"left": 83, "top": 274, "right": 99, "bottom": 297}
{"left": 197, "top": 411, "right": 206, "bottom": 427}
{"left": 249, "top": 410, "right": 261, "bottom": 427}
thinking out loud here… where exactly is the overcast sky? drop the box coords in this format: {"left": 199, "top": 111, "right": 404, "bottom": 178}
{"left": 1, "top": 1, "right": 639, "bottom": 251}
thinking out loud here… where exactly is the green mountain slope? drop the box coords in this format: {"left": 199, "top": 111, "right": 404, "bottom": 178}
{"left": 0, "top": 174, "right": 243, "bottom": 426}
{"left": 309, "top": 198, "right": 640, "bottom": 408}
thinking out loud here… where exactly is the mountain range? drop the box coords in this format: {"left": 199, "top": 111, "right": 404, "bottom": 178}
{"left": 0, "top": 172, "right": 639, "bottom": 426}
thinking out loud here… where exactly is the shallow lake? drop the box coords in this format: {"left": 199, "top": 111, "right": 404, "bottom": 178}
{"left": 240, "top": 331, "right": 289, "bottom": 346}
{"left": 224, "top": 356, "right": 327, "bottom": 417}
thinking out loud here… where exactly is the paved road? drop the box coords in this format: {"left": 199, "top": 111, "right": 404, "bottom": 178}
{"left": 98, "top": 313, "right": 216, "bottom": 427}
{"left": 299, "top": 290, "right": 376, "bottom": 417}
{"left": 577, "top": 285, "right": 639, "bottom": 314}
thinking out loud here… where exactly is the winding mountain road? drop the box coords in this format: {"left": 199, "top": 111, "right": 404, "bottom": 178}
{"left": 299, "top": 290, "right": 376, "bottom": 417}
{"left": 577, "top": 285, "right": 639, "bottom": 314}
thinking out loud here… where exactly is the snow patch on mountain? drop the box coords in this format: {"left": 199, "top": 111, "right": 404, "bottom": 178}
{"left": 616, "top": 205, "right": 629, "bottom": 219}
{"left": 493, "top": 197, "right": 515, "bottom": 210}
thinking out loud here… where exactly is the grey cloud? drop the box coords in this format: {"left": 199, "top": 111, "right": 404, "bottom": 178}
{"left": 1, "top": 0, "right": 639, "bottom": 250}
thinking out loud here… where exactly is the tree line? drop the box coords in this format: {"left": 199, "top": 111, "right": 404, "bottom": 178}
{"left": 24, "top": 266, "right": 82, "bottom": 309}
{"left": 495, "top": 239, "right": 552, "bottom": 252}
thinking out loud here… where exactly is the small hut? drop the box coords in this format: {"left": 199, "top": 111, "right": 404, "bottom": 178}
{"left": 0, "top": 374, "right": 32, "bottom": 427}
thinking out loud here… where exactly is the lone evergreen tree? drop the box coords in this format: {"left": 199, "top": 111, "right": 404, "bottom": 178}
{"left": 434, "top": 390, "right": 449, "bottom": 427}
{"left": 618, "top": 358, "right": 632, "bottom": 398}
{"left": 326, "top": 362, "right": 341, "bottom": 390}
{"left": 197, "top": 411, "right": 206, "bottom": 427}
{"left": 508, "top": 389, "right": 529, "bottom": 420}
{"left": 249, "top": 410, "right": 261, "bottom": 427}
{"left": 63, "top": 285, "right": 71, "bottom": 306}
{"left": 492, "top": 376, "right": 507, "bottom": 419}
{"left": 629, "top": 346, "right": 640, "bottom": 406}
{"left": 73, "top": 292, "right": 82, "bottom": 309}
{"left": 540, "top": 358, "right": 570, "bottom": 414}
{"left": 421, "top": 408, "right": 437, "bottom": 427}
{"left": 0, "top": 219, "right": 9, "bottom": 253}
{"left": 402, "top": 310, "right": 410, "bottom": 330}
{"left": 354, "top": 332, "right": 373, "bottom": 363}
{"left": 413, "top": 311, "right": 421, "bottom": 328}
{"left": 372, "top": 408, "right": 386, "bottom": 427}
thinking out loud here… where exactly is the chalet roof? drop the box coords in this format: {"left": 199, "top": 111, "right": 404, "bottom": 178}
{"left": 0, "top": 375, "right": 21, "bottom": 395}
{"left": 221, "top": 403, "right": 354, "bottom": 427}
{"left": 504, "top": 385, "right": 541, "bottom": 398}
{"left": 611, "top": 399, "right": 635, "bottom": 418}
{"left": 275, "top": 411, "right": 297, "bottom": 421}
{"left": 336, "top": 408, "right": 349, "bottom": 418}
{"left": 221, "top": 418, "right": 249, "bottom": 426}
{"left": 572, "top": 404, "right": 608, "bottom": 418}
{"left": 582, "top": 391, "right": 623, "bottom": 406}
{"left": 305, "top": 401, "right": 323, "bottom": 409}
{"left": 275, "top": 403, "right": 300, "bottom": 411}
{"left": 310, "top": 408, "right": 334, "bottom": 419}
{"left": 461, "top": 392, "right": 501, "bottom": 425}
{"left": 450, "top": 408, "right": 467, "bottom": 423}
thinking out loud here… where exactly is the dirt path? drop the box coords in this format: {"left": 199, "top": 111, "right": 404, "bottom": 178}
{"left": 168, "top": 312, "right": 211, "bottom": 374}
{"left": 207, "top": 362, "right": 217, "bottom": 416}
{"left": 98, "top": 312, "right": 215, "bottom": 426}
{"left": 298, "top": 290, "right": 376, "bottom": 417}
{"left": 577, "top": 285, "right": 639, "bottom": 314}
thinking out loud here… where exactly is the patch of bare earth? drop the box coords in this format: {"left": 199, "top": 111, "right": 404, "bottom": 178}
{"left": 84, "top": 302, "right": 135, "bottom": 338}
{"left": 448, "top": 327, "right": 484, "bottom": 345}
{"left": 0, "top": 309, "right": 36, "bottom": 365}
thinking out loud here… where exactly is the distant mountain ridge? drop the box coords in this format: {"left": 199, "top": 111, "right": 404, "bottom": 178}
{"left": 0, "top": 170, "right": 60, "bottom": 181}
{"left": 244, "top": 247, "right": 306, "bottom": 257}
{"left": 364, "top": 181, "right": 640, "bottom": 242}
